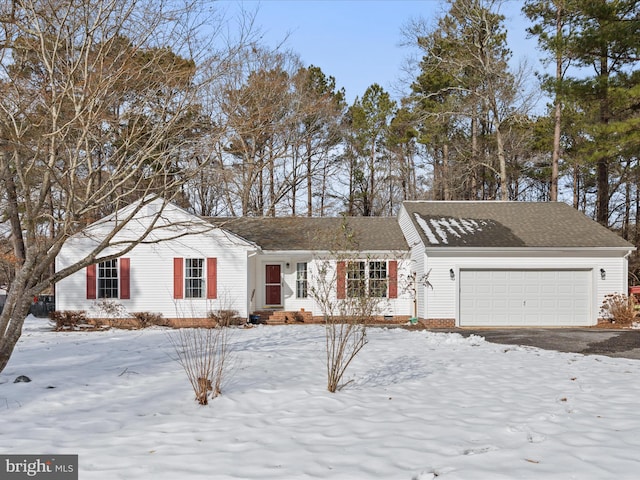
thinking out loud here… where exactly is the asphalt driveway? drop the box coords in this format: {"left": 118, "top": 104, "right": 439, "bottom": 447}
{"left": 452, "top": 328, "right": 640, "bottom": 360}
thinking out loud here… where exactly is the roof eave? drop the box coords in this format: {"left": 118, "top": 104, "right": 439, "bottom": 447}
{"left": 255, "top": 249, "right": 410, "bottom": 255}
{"left": 423, "top": 246, "right": 635, "bottom": 253}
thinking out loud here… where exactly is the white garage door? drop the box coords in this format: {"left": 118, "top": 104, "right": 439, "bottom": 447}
{"left": 459, "top": 269, "right": 592, "bottom": 327}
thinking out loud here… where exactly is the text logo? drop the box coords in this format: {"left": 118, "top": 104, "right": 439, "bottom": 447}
{"left": 1, "top": 455, "right": 77, "bottom": 479}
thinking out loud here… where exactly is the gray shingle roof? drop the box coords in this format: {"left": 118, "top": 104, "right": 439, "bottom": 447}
{"left": 402, "top": 201, "right": 634, "bottom": 248}
{"left": 208, "top": 216, "right": 408, "bottom": 251}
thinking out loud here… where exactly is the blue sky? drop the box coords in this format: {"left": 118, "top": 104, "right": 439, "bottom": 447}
{"left": 221, "top": 0, "right": 543, "bottom": 104}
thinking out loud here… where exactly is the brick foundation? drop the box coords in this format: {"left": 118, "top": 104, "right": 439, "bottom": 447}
{"left": 419, "top": 318, "right": 456, "bottom": 328}
{"left": 252, "top": 310, "right": 412, "bottom": 325}
{"left": 166, "top": 318, "right": 220, "bottom": 328}
{"left": 87, "top": 312, "right": 429, "bottom": 329}
{"left": 88, "top": 317, "right": 220, "bottom": 329}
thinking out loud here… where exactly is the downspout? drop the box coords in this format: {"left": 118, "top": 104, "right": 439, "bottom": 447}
{"left": 625, "top": 249, "right": 634, "bottom": 291}
{"left": 410, "top": 271, "right": 418, "bottom": 322}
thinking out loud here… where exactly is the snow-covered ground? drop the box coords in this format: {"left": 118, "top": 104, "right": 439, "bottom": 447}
{"left": 2, "top": 316, "right": 640, "bottom": 479}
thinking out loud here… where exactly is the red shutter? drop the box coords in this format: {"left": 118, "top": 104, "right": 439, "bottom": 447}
{"left": 388, "top": 260, "right": 398, "bottom": 299}
{"left": 86, "top": 264, "right": 97, "bottom": 299}
{"left": 337, "top": 261, "right": 346, "bottom": 299}
{"left": 120, "top": 258, "right": 130, "bottom": 300}
{"left": 206, "top": 257, "right": 217, "bottom": 299}
{"left": 173, "top": 258, "right": 183, "bottom": 299}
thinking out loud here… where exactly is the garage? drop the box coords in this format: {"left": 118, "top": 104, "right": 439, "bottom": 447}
{"left": 459, "top": 269, "right": 592, "bottom": 327}
{"left": 400, "top": 201, "right": 634, "bottom": 328}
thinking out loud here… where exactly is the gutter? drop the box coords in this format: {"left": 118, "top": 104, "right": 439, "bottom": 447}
{"left": 423, "top": 246, "right": 635, "bottom": 254}
{"left": 255, "top": 250, "right": 410, "bottom": 256}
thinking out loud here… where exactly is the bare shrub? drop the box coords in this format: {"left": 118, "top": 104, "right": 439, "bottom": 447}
{"left": 208, "top": 309, "right": 242, "bottom": 327}
{"left": 324, "top": 311, "right": 369, "bottom": 393}
{"left": 49, "top": 310, "right": 88, "bottom": 331}
{"left": 88, "top": 300, "right": 129, "bottom": 318}
{"left": 168, "top": 326, "right": 232, "bottom": 405}
{"left": 132, "top": 312, "right": 166, "bottom": 328}
{"left": 600, "top": 294, "right": 638, "bottom": 326}
{"left": 310, "top": 237, "right": 387, "bottom": 392}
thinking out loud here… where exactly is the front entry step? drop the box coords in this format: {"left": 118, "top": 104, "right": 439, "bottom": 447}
{"left": 251, "top": 310, "right": 314, "bottom": 325}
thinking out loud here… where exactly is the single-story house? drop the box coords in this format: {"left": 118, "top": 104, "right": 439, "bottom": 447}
{"left": 55, "top": 199, "right": 413, "bottom": 325}
{"left": 55, "top": 198, "right": 634, "bottom": 327}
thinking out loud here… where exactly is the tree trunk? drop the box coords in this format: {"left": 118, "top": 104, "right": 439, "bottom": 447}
{"left": 307, "top": 139, "right": 313, "bottom": 217}
{"left": 1, "top": 155, "right": 26, "bottom": 264}
{"left": 290, "top": 144, "right": 298, "bottom": 216}
{"left": 596, "top": 48, "right": 610, "bottom": 225}
{"left": 268, "top": 145, "right": 275, "bottom": 217}
{"left": 471, "top": 113, "right": 479, "bottom": 200}
{"left": 597, "top": 159, "right": 609, "bottom": 225}
{"left": 443, "top": 143, "right": 450, "bottom": 201}
{"left": 550, "top": 96, "right": 561, "bottom": 202}
{"left": 347, "top": 149, "right": 355, "bottom": 216}
{"left": 0, "top": 265, "right": 37, "bottom": 373}
{"left": 408, "top": 146, "right": 417, "bottom": 200}
{"left": 258, "top": 161, "right": 264, "bottom": 216}
{"left": 550, "top": 4, "right": 563, "bottom": 202}
{"left": 635, "top": 165, "right": 640, "bottom": 245}
{"left": 575, "top": 168, "right": 582, "bottom": 210}
{"left": 367, "top": 142, "right": 375, "bottom": 216}
{"left": 623, "top": 174, "right": 631, "bottom": 240}
{"left": 432, "top": 155, "right": 441, "bottom": 200}
{"left": 320, "top": 161, "right": 328, "bottom": 217}
{"left": 496, "top": 125, "right": 508, "bottom": 200}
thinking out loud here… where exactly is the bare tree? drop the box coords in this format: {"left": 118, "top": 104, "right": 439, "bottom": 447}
{"left": 213, "top": 46, "right": 303, "bottom": 216}
{"left": 310, "top": 257, "right": 372, "bottom": 392}
{"left": 0, "top": 0, "right": 253, "bottom": 373}
{"left": 308, "top": 223, "right": 389, "bottom": 392}
{"left": 290, "top": 65, "right": 345, "bottom": 216}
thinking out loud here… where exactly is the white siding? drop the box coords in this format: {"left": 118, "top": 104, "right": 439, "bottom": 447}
{"left": 398, "top": 206, "right": 422, "bottom": 248}
{"left": 398, "top": 206, "right": 426, "bottom": 319}
{"left": 56, "top": 223, "right": 254, "bottom": 318}
{"left": 423, "top": 253, "right": 628, "bottom": 326}
{"left": 252, "top": 254, "right": 414, "bottom": 318}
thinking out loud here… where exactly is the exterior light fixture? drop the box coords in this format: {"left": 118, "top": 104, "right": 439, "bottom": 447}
{"left": 450, "top": 268, "right": 455, "bottom": 280}
{"left": 600, "top": 268, "right": 606, "bottom": 280}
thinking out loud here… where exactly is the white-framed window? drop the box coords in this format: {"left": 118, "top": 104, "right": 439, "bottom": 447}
{"left": 346, "top": 261, "right": 388, "bottom": 298}
{"left": 98, "top": 259, "right": 118, "bottom": 299}
{"left": 368, "top": 261, "right": 388, "bottom": 298}
{"left": 347, "top": 261, "right": 366, "bottom": 298}
{"left": 185, "top": 258, "right": 204, "bottom": 298}
{"left": 296, "top": 262, "right": 308, "bottom": 298}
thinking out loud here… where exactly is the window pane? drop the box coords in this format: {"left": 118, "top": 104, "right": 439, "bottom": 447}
{"left": 185, "top": 258, "right": 204, "bottom": 298}
{"left": 369, "top": 261, "right": 387, "bottom": 298}
{"left": 98, "top": 259, "right": 118, "bottom": 299}
{"left": 296, "top": 262, "right": 308, "bottom": 298}
{"left": 347, "top": 261, "right": 366, "bottom": 298}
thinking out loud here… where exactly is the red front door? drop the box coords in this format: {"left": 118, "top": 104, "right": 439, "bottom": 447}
{"left": 265, "top": 264, "right": 282, "bottom": 305}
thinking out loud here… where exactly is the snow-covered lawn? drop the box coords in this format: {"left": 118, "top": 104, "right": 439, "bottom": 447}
{"left": 2, "top": 316, "right": 640, "bottom": 479}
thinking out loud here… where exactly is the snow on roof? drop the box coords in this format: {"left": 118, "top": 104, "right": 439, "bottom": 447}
{"left": 414, "top": 213, "right": 488, "bottom": 245}
{"left": 403, "top": 200, "right": 635, "bottom": 248}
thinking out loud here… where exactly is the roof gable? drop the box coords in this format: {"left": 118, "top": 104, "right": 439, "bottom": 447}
{"left": 402, "top": 201, "right": 633, "bottom": 249}
{"left": 82, "top": 197, "right": 212, "bottom": 241}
